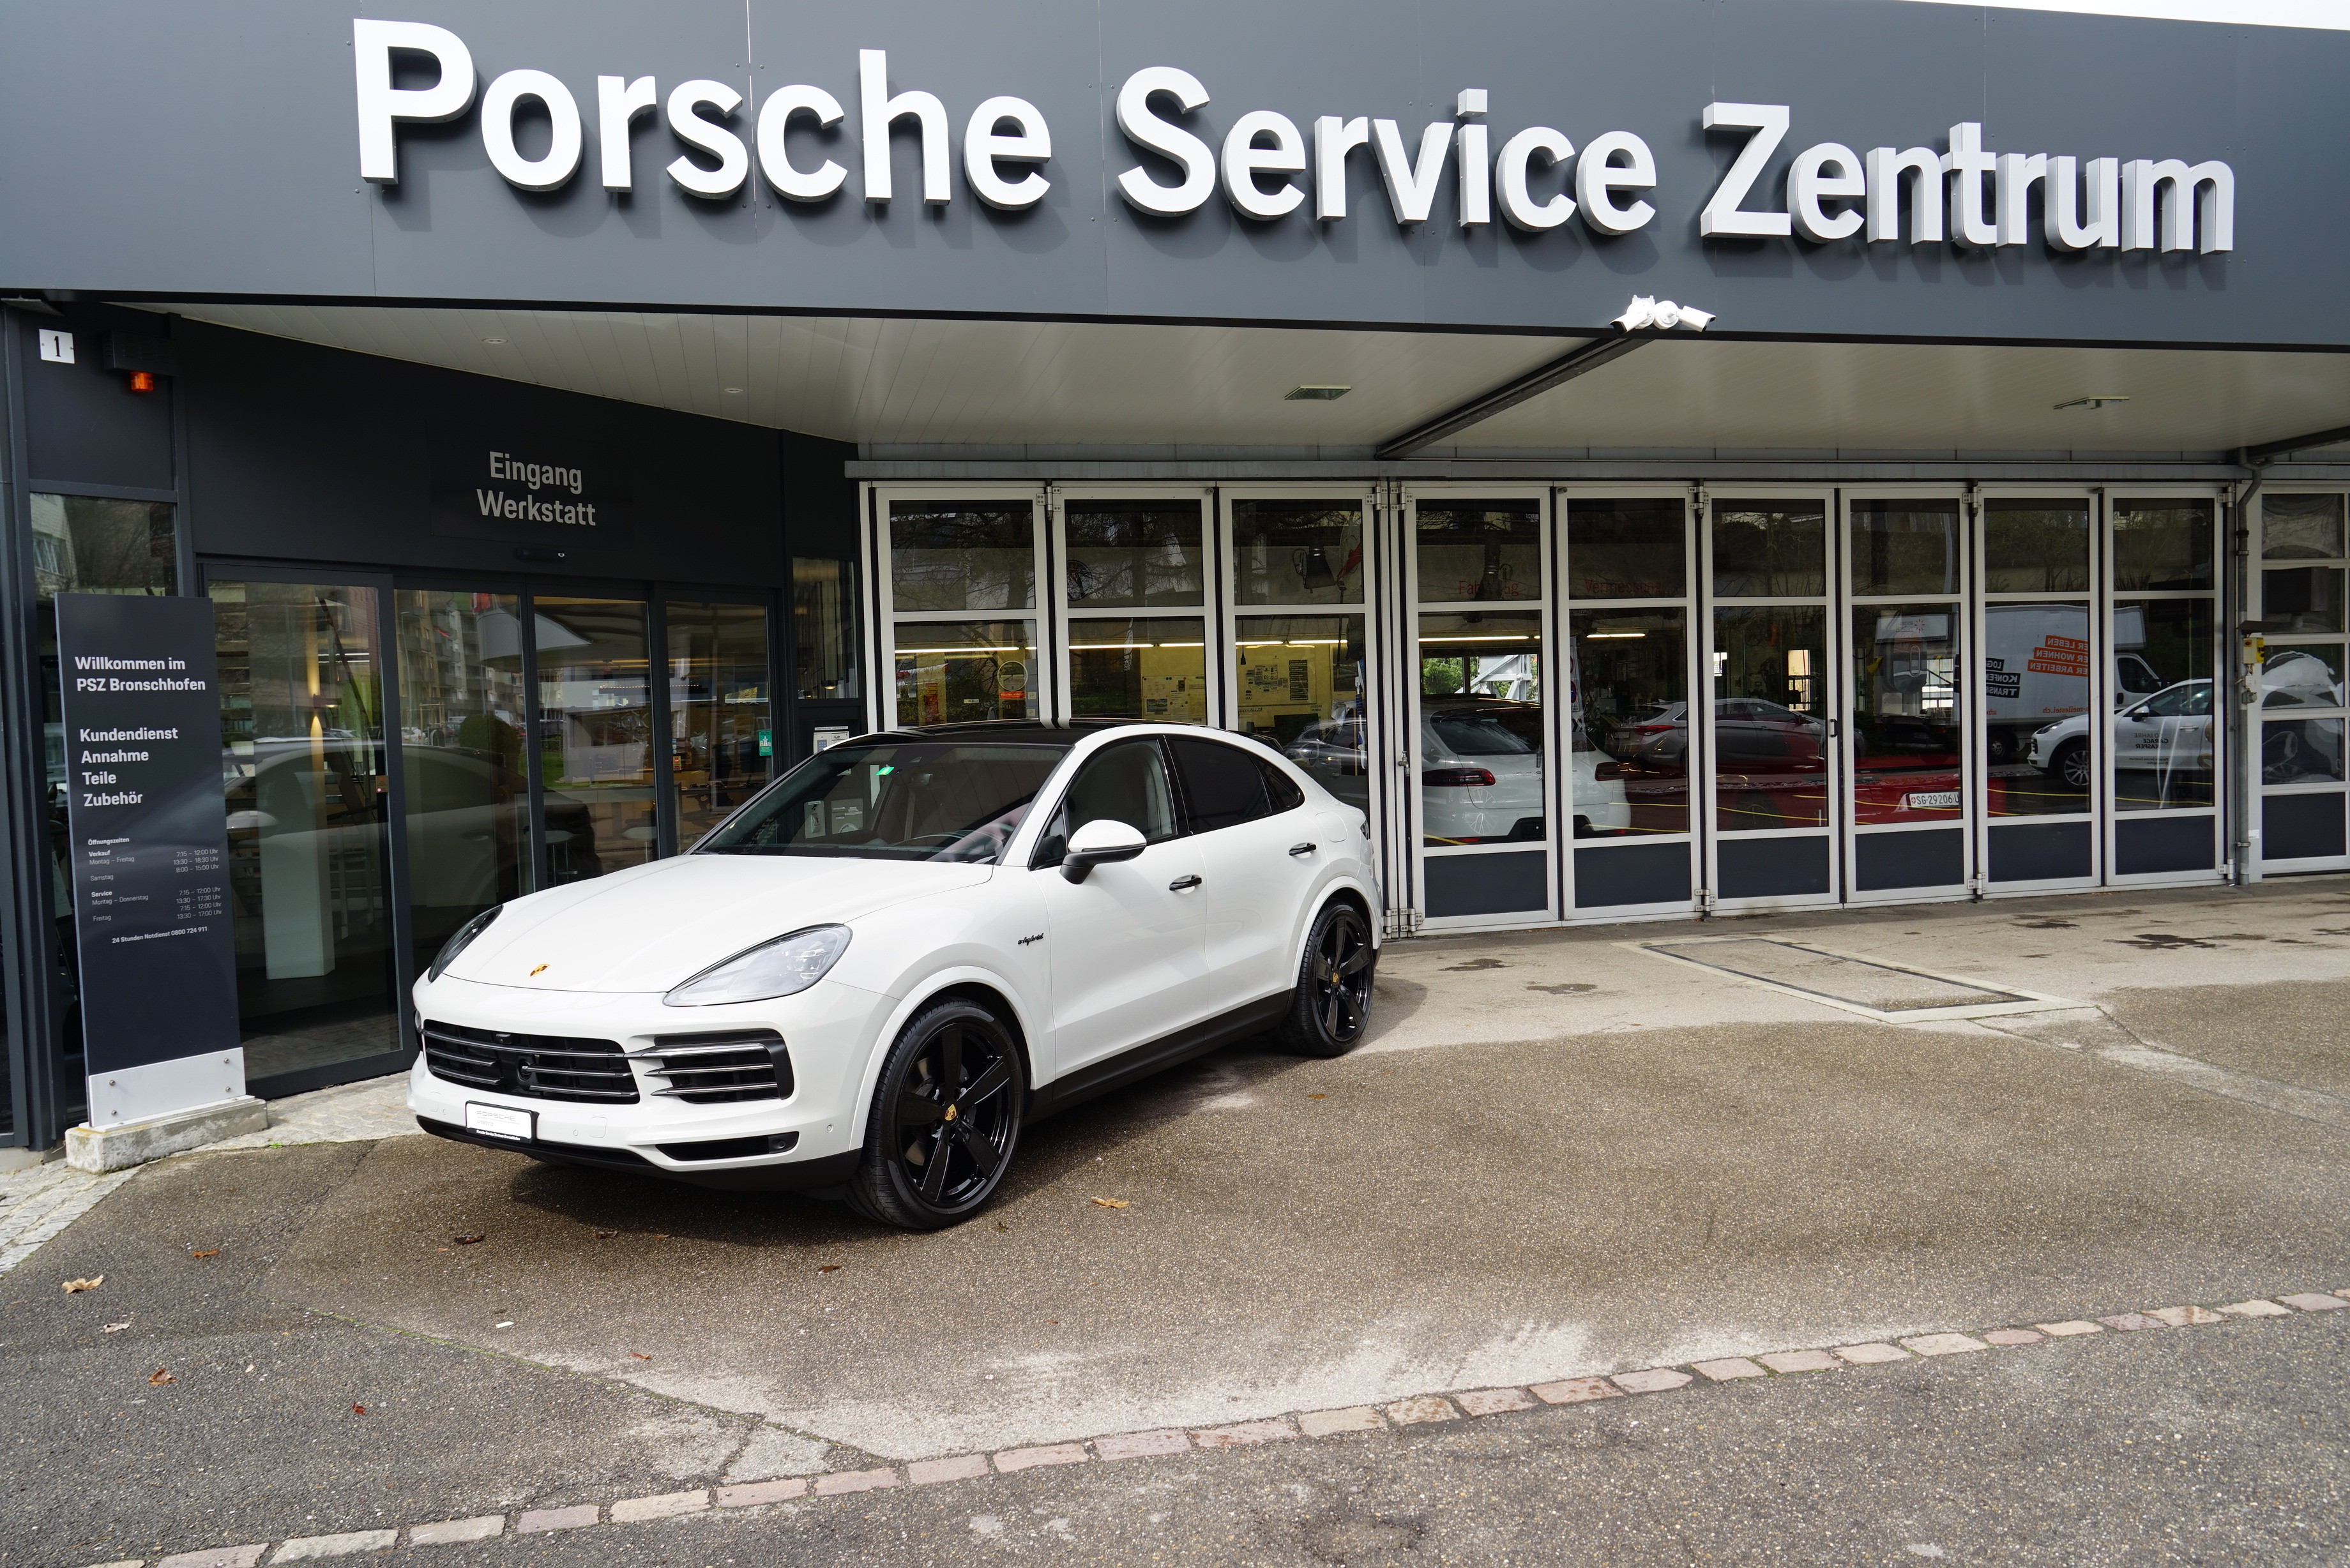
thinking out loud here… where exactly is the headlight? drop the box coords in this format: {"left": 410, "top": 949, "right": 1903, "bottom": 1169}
{"left": 428, "top": 905, "right": 500, "bottom": 981}
{"left": 663, "top": 925, "right": 851, "bottom": 1007}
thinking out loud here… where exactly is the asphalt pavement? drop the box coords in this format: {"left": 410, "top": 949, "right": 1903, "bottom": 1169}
{"left": 4, "top": 877, "right": 2349, "bottom": 1566}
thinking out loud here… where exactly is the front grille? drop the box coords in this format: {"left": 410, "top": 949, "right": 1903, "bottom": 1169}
{"left": 630, "top": 1030, "right": 793, "bottom": 1105}
{"left": 421, "top": 1020, "right": 640, "bottom": 1104}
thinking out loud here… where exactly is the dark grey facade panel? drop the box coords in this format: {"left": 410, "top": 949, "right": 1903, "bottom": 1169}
{"left": 19, "top": 313, "right": 176, "bottom": 493}
{"left": 0, "top": 2, "right": 2339, "bottom": 345}
{"left": 180, "top": 322, "right": 791, "bottom": 584}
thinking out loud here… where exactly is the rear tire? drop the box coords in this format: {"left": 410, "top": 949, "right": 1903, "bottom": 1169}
{"left": 845, "top": 996, "right": 1024, "bottom": 1231}
{"left": 1278, "top": 901, "right": 1376, "bottom": 1059}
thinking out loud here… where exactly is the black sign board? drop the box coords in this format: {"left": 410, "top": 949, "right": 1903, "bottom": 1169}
{"left": 430, "top": 430, "right": 636, "bottom": 552}
{"left": 55, "top": 594, "right": 239, "bottom": 1105}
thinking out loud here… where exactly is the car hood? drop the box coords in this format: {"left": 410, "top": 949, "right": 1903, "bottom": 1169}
{"left": 442, "top": 853, "right": 994, "bottom": 993}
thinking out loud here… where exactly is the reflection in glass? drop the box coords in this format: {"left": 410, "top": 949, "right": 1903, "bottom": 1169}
{"left": 1239, "top": 615, "right": 1366, "bottom": 811}
{"left": 395, "top": 591, "right": 531, "bottom": 984}
{"left": 1416, "top": 500, "right": 1540, "bottom": 603}
{"left": 2263, "top": 567, "right": 2346, "bottom": 635}
{"left": 889, "top": 502, "right": 1035, "bottom": 612}
{"left": 704, "top": 741, "right": 1063, "bottom": 864}
{"left": 1985, "top": 601, "right": 2092, "bottom": 817}
{"left": 1851, "top": 605, "right": 1962, "bottom": 826}
{"left": 1567, "top": 499, "right": 1685, "bottom": 599}
{"left": 2112, "top": 501, "right": 2215, "bottom": 591}
{"left": 1983, "top": 500, "right": 2091, "bottom": 593}
{"left": 2111, "top": 599, "right": 2214, "bottom": 811}
{"left": 1065, "top": 502, "right": 1204, "bottom": 607}
{"left": 1711, "top": 606, "right": 1830, "bottom": 831}
{"left": 2261, "top": 494, "right": 2346, "bottom": 561}
{"left": 32, "top": 494, "right": 178, "bottom": 1119}
{"left": 536, "top": 597, "right": 655, "bottom": 883}
{"left": 1068, "top": 616, "right": 1207, "bottom": 722}
{"left": 893, "top": 620, "right": 1038, "bottom": 727}
{"left": 1570, "top": 608, "right": 1687, "bottom": 837}
{"left": 2260, "top": 645, "right": 2344, "bottom": 707}
{"left": 792, "top": 559, "right": 858, "bottom": 700}
{"left": 667, "top": 601, "right": 773, "bottom": 847}
{"left": 1419, "top": 612, "right": 1548, "bottom": 846}
{"left": 1849, "top": 500, "right": 1960, "bottom": 597}
{"left": 1232, "top": 501, "right": 1364, "bottom": 605}
{"left": 2264, "top": 718, "right": 2346, "bottom": 785}
{"left": 211, "top": 580, "right": 398, "bottom": 1083}
{"left": 1712, "top": 502, "right": 1826, "bottom": 598}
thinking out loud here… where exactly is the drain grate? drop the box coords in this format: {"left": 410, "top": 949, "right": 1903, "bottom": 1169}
{"left": 1641, "top": 938, "right": 2037, "bottom": 1018}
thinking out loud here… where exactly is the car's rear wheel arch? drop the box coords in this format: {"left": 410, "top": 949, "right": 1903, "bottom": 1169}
{"left": 923, "top": 980, "right": 1036, "bottom": 1099}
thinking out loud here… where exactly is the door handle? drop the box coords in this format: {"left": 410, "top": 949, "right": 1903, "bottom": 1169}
{"left": 1289, "top": 842, "right": 1316, "bottom": 857}
{"left": 1168, "top": 875, "right": 1202, "bottom": 891}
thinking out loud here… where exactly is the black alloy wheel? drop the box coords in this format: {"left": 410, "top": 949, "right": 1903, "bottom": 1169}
{"left": 1280, "top": 901, "right": 1376, "bottom": 1059}
{"left": 846, "top": 997, "right": 1025, "bottom": 1230}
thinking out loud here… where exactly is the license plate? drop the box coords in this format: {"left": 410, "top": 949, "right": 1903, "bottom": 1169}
{"left": 1902, "top": 790, "right": 1960, "bottom": 811}
{"left": 465, "top": 1102, "right": 535, "bottom": 1142}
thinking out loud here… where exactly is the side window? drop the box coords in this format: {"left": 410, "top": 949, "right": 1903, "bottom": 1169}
{"left": 1259, "top": 755, "right": 1305, "bottom": 813}
{"left": 1170, "top": 735, "right": 1271, "bottom": 833}
{"left": 1031, "top": 741, "right": 1180, "bottom": 868}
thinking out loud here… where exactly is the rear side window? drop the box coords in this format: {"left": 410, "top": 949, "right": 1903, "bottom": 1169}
{"left": 1170, "top": 736, "right": 1271, "bottom": 831}
{"left": 1259, "top": 757, "right": 1305, "bottom": 812}
{"left": 1031, "top": 739, "right": 1181, "bottom": 868}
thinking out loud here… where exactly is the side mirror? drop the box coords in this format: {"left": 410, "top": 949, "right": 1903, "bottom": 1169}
{"left": 1061, "top": 817, "right": 1148, "bottom": 884}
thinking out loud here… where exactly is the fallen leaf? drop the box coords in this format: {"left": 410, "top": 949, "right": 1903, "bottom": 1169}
{"left": 451, "top": 1233, "right": 485, "bottom": 1246}
{"left": 817, "top": 1264, "right": 842, "bottom": 1273}
{"left": 993, "top": 1221, "right": 1010, "bottom": 1233}
{"left": 630, "top": 1352, "right": 652, "bottom": 1360}
{"left": 62, "top": 1276, "right": 102, "bottom": 1293}
{"left": 149, "top": 1368, "right": 174, "bottom": 1385}
{"left": 595, "top": 1230, "right": 618, "bottom": 1240}
{"left": 1091, "top": 1197, "right": 1130, "bottom": 1209}
{"left": 1307, "top": 1094, "right": 1327, "bottom": 1100}
{"left": 352, "top": 1404, "right": 367, "bottom": 1415}
{"left": 190, "top": 1249, "right": 220, "bottom": 1258}
{"left": 101, "top": 1322, "right": 130, "bottom": 1333}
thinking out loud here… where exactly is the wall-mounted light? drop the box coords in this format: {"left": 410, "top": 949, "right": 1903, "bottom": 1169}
{"left": 1284, "top": 385, "right": 1351, "bottom": 401}
{"left": 127, "top": 371, "right": 157, "bottom": 394}
{"left": 2054, "top": 395, "right": 2130, "bottom": 411}
{"left": 1614, "top": 295, "right": 1714, "bottom": 333}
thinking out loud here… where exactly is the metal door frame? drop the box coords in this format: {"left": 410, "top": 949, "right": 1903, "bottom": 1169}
{"left": 1047, "top": 484, "right": 1220, "bottom": 728}
{"left": 869, "top": 483, "right": 1052, "bottom": 730}
{"left": 1698, "top": 485, "right": 1844, "bottom": 916}
{"left": 2102, "top": 485, "right": 2230, "bottom": 888}
{"left": 1556, "top": 483, "right": 1702, "bottom": 922}
{"left": 1399, "top": 482, "right": 1558, "bottom": 931}
{"left": 1972, "top": 485, "right": 2105, "bottom": 896}
{"left": 2247, "top": 484, "right": 2350, "bottom": 875}
{"left": 1837, "top": 484, "right": 1975, "bottom": 908}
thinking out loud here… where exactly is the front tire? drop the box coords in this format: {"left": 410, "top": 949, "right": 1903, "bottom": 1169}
{"left": 845, "top": 996, "right": 1025, "bottom": 1231}
{"left": 1279, "top": 901, "right": 1376, "bottom": 1059}
{"left": 2051, "top": 739, "right": 2091, "bottom": 792}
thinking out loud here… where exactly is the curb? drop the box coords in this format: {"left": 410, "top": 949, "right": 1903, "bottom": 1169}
{"left": 89, "top": 1284, "right": 2350, "bottom": 1567}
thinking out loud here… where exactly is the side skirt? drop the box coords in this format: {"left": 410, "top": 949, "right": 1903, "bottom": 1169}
{"left": 1029, "top": 991, "right": 1291, "bottom": 1120}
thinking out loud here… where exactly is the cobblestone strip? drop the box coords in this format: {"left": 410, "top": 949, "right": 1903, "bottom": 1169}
{"left": 0, "top": 1166, "right": 133, "bottom": 1274}
{"left": 80, "top": 1284, "right": 2350, "bottom": 1568}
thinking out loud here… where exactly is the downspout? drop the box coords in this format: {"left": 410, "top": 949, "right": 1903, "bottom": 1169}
{"left": 2228, "top": 449, "right": 2269, "bottom": 886}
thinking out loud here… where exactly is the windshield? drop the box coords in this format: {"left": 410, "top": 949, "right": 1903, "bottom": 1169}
{"left": 697, "top": 741, "right": 1068, "bottom": 862}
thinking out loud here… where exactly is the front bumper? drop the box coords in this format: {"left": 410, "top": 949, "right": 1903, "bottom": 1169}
{"left": 406, "top": 972, "right": 885, "bottom": 1188}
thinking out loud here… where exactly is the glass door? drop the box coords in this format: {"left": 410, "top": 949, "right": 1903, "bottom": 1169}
{"left": 663, "top": 599, "right": 774, "bottom": 849}
{"left": 534, "top": 596, "right": 656, "bottom": 885}
{"left": 878, "top": 491, "right": 1047, "bottom": 727}
{"left": 1841, "top": 492, "right": 1971, "bottom": 901}
{"left": 1054, "top": 492, "right": 1214, "bottom": 724}
{"left": 209, "top": 577, "right": 404, "bottom": 1091}
{"left": 1976, "top": 493, "right": 2100, "bottom": 890}
{"left": 1702, "top": 494, "right": 1838, "bottom": 910}
{"left": 1220, "top": 486, "right": 1376, "bottom": 835}
{"left": 1405, "top": 491, "right": 1554, "bottom": 925}
{"left": 2106, "top": 494, "right": 2224, "bottom": 883}
{"left": 2252, "top": 491, "right": 2349, "bottom": 871}
{"left": 1562, "top": 490, "right": 1699, "bottom": 916}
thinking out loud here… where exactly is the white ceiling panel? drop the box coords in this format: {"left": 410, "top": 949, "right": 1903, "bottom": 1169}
{"left": 163, "top": 303, "right": 2350, "bottom": 458}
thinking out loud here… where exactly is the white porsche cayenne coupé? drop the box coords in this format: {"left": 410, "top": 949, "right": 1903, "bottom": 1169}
{"left": 409, "top": 721, "right": 1380, "bottom": 1229}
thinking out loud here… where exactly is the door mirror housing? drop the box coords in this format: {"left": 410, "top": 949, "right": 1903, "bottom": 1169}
{"left": 1061, "top": 817, "right": 1148, "bottom": 883}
